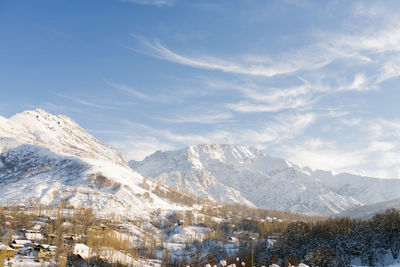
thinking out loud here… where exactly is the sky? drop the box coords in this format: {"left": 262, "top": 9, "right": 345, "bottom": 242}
{"left": 1, "top": 0, "right": 400, "bottom": 178}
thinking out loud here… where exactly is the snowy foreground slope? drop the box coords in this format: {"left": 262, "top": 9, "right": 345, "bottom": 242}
{"left": 131, "top": 144, "right": 400, "bottom": 215}
{"left": 0, "top": 109, "right": 185, "bottom": 215}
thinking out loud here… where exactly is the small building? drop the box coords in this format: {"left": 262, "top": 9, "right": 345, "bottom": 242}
{"left": 32, "top": 224, "right": 42, "bottom": 231}
{"left": 73, "top": 243, "right": 90, "bottom": 259}
{"left": 25, "top": 231, "right": 45, "bottom": 241}
{"left": 228, "top": 236, "right": 239, "bottom": 244}
{"left": 63, "top": 234, "right": 75, "bottom": 241}
{"left": 0, "top": 243, "right": 15, "bottom": 258}
{"left": 35, "top": 244, "right": 56, "bottom": 259}
{"left": 36, "top": 244, "right": 56, "bottom": 252}
{"left": 10, "top": 240, "right": 31, "bottom": 250}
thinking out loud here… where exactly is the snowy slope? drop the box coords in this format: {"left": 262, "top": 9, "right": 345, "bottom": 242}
{"left": 338, "top": 198, "right": 400, "bottom": 219}
{"left": 0, "top": 109, "right": 185, "bottom": 214}
{"left": 130, "top": 144, "right": 400, "bottom": 215}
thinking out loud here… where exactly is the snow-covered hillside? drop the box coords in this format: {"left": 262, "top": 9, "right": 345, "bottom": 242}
{"left": 130, "top": 144, "right": 400, "bottom": 215}
{"left": 0, "top": 109, "right": 185, "bottom": 215}
{"left": 338, "top": 198, "right": 400, "bottom": 219}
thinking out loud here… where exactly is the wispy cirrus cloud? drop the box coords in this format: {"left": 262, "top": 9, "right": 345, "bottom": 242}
{"left": 238, "top": 112, "right": 316, "bottom": 144}
{"left": 52, "top": 92, "right": 124, "bottom": 111}
{"left": 337, "top": 73, "right": 370, "bottom": 92}
{"left": 110, "top": 136, "right": 174, "bottom": 161}
{"left": 127, "top": 27, "right": 391, "bottom": 116}
{"left": 128, "top": 37, "right": 340, "bottom": 78}
{"left": 279, "top": 117, "right": 400, "bottom": 178}
{"left": 158, "top": 112, "right": 233, "bottom": 124}
{"left": 226, "top": 99, "right": 314, "bottom": 113}
{"left": 105, "top": 79, "right": 152, "bottom": 101}
{"left": 206, "top": 78, "right": 325, "bottom": 113}
{"left": 121, "top": 0, "right": 174, "bottom": 7}
{"left": 105, "top": 79, "right": 181, "bottom": 104}
{"left": 109, "top": 111, "right": 316, "bottom": 160}
{"left": 129, "top": 31, "right": 381, "bottom": 82}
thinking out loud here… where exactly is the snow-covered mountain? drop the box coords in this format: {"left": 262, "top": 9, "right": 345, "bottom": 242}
{"left": 4, "top": 109, "right": 400, "bottom": 217}
{"left": 130, "top": 144, "right": 400, "bottom": 215}
{"left": 0, "top": 109, "right": 187, "bottom": 215}
{"left": 338, "top": 198, "right": 400, "bottom": 219}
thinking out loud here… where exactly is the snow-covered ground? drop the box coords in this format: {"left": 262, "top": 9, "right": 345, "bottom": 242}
{"left": 5, "top": 255, "right": 52, "bottom": 267}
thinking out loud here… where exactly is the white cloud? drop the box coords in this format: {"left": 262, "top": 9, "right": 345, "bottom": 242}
{"left": 104, "top": 79, "right": 181, "bottom": 104}
{"left": 332, "top": 25, "right": 400, "bottom": 54}
{"left": 281, "top": 138, "right": 369, "bottom": 175}
{"left": 105, "top": 80, "right": 151, "bottom": 101}
{"left": 279, "top": 118, "right": 400, "bottom": 178}
{"left": 110, "top": 136, "right": 174, "bottom": 161}
{"left": 364, "top": 119, "right": 400, "bottom": 140}
{"left": 129, "top": 37, "right": 343, "bottom": 78}
{"left": 207, "top": 78, "right": 325, "bottom": 113}
{"left": 338, "top": 73, "right": 370, "bottom": 91}
{"left": 53, "top": 93, "right": 124, "bottom": 111}
{"left": 239, "top": 113, "right": 316, "bottom": 143}
{"left": 74, "top": 99, "right": 122, "bottom": 111}
{"left": 226, "top": 97, "right": 315, "bottom": 113}
{"left": 121, "top": 0, "right": 174, "bottom": 7}
{"left": 377, "top": 58, "right": 400, "bottom": 83}
{"left": 159, "top": 112, "right": 233, "bottom": 124}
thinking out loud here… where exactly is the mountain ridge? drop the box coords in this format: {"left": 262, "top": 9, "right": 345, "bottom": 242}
{"left": 3, "top": 109, "right": 400, "bottom": 217}
{"left": 0, "top": 109, "right": 189, "bottom": 216}
{"left": 130, "top": 144, "right": 400, "bottom": 215}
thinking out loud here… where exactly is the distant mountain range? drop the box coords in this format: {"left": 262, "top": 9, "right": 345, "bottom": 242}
{"left": 2, "top": 109, "right": 400, "bottom": 216}
{"left": 131, "top": 144, "right": 400, "bottom": 216}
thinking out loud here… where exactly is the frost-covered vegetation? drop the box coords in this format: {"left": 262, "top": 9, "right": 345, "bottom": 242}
{"left": 271, "top": 209, "right": 400, "bottom": 266}
{"left": 0, "top": 202, "right": 317, "bottom": 266}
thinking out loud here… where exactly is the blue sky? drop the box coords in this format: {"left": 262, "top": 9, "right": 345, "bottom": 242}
{"left": 2, "top": 0, "right": 400, "bottom": 178}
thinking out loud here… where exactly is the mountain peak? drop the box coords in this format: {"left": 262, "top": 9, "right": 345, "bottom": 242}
{"left": 183, "top": 144, "right": 266, "bottom": 166}
{"left": 4, "top": 109, "right": 126, "bottom": 165}
{"left": 0, "top": 109, "right": 188, "bottom": 213}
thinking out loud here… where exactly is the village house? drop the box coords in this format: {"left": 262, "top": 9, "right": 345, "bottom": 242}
{"left": 10, "top": 240, "right": 31, "bottom": 251}
{"left": 36, "top": 244, "right": 56, "bottom": 260}
{"left": 24, "top": 229, "right": 45, "bottom": 241}
{"left": 73, "top": 243, "right": 90, "bottom": 259}
{"left": 228, "top": 236, "right": 239, "bottom": 244}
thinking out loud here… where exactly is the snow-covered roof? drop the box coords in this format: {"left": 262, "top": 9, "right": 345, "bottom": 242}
{"left": 74, "top": 243, "right": 89, "bottom": 250}
{"left": 12, "top": 240, "right": 31, "bottom": 245}
{"left": 32, "top": 224, "right": 42, "bottom": 230}
{"left": 25, "top": 233, "right": 45, "bottom": 240}
{"left": 228, "top": 236, "right": 239, "bottom": 243}
{"left": 0, "top": 243, "right": 14, "bottom": 251}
